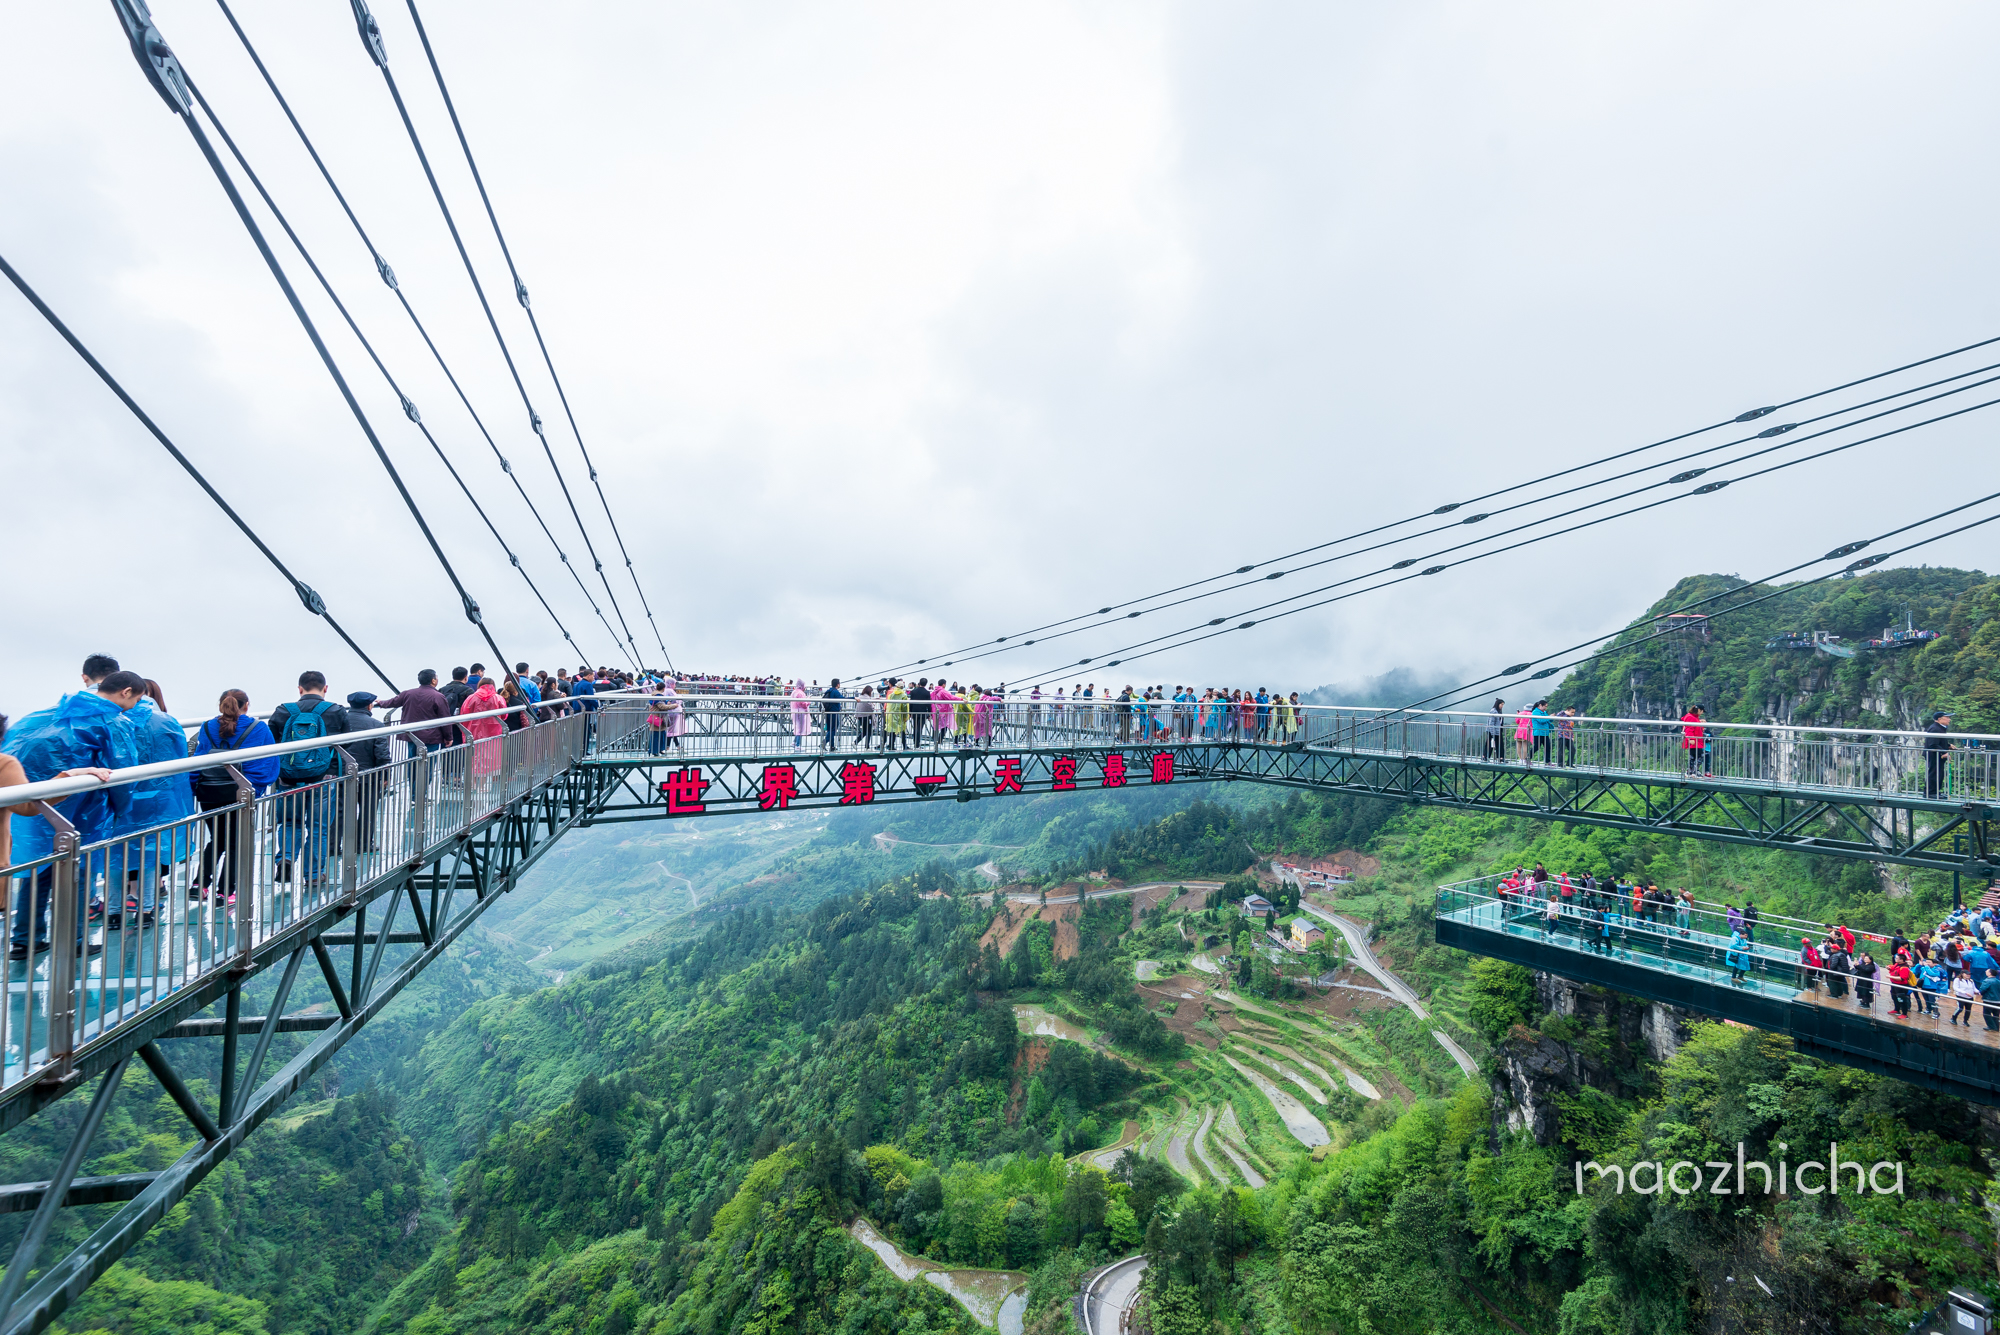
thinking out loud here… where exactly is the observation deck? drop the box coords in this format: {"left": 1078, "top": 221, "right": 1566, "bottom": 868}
{"left": 1435, "top": 875, "right": 2000, "bottom": 1105}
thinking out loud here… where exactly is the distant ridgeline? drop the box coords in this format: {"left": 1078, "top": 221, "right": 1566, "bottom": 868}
{"left": 1546, "top": 566, "right": 1998, "bottom": 733}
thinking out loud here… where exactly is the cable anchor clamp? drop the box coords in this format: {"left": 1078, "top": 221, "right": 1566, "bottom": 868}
{"left": 110, "top": 0, "right": 193, "bottom": 116}
{"left": 530, "top": 412, "right": 545, "bottom": 435}
{"left": 295, "top": 582, "right": 328, "bottom": 616}
{"left": 515, "top": 280, "right": 531, "bottom": 309}
{"left": 399, "top": 394, "right": 421, "bottom": 424}
{"left": 349, "top": 0, "right": 389, "bottom": 68}
{"left": 376, "top": 257, "right": 399, "bottom": 290}
{"left": 1823, "top": 540, "right": 1869, "bottom": 561}
{"left": 461, "top": 594, "right": 483, "bottom": 625}
{"left": 499, "top": 456, "right": 512, "bottom": 474}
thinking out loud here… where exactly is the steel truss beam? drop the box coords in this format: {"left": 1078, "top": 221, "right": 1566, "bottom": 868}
{"left": 0, "top": 765, "right": 622, "bottom": 1335}
{"left": 582, "top": 741, "right": 1997, "bottom": 876}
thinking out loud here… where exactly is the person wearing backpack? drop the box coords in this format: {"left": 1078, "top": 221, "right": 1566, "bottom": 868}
{"left": 267, "top": 671, "right": 351, "bottom": 886}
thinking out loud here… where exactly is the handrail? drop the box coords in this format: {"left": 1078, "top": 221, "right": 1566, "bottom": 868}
{"left": 0, "top": 692, "right": 649, "bottom": 807}
{"left": 653, "top": 694, "right": 2000, "bottom": 745}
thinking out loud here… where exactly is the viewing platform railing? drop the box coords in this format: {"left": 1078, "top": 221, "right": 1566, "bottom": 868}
{"left": 591, "top": 696, "right": 2000, "bottom": 806}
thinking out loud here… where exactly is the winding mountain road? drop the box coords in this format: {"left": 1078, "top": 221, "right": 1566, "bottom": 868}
{"left": 1297, "top": 901, "right": 1478, "bottom": 1077}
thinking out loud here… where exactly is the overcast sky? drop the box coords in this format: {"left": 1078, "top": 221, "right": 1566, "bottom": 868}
{"left": 4, "top": 1, "right": 1996, "bottom": 723}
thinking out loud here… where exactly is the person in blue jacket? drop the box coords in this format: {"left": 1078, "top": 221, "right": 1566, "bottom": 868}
{"left": 109, "top": 681, "right": 195, "bottom": 927}
{"left": 1725, "top": 929, "right": 1753, "bottom": 984}
{"left": 189, "top": 689, "right": 277, "bottom": 904}
{"left": 2, "top": 671, "right": 145, "bottom": 959}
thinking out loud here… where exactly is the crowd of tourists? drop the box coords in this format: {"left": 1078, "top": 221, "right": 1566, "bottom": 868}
{"left": 1491, "top": 862, "right": 2000, "bottom": 1028}
{"left": 0, "top": 653, "right": 657, "bottom": 958}
{"left": 658, "top": 678, "right": 1319, "bottom": 753}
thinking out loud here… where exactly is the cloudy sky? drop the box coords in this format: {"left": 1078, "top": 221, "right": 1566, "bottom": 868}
{"left": 3, "top": 1, "right": 1996, "bottom": 722}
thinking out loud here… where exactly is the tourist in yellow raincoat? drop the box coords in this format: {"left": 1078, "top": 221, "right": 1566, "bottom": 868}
{"left": 885, "top": 682, "right": 909, "bottom": 750}
{"left": 954, "top": 687, "right": 976, "bottom": 740}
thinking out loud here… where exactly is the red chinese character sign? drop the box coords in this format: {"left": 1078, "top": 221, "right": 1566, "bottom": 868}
{"left": 759, "top": 764, "right": 800, "bottom": 811}
{"left": 1051, "top": 756, "right": 1078, "bottom": 792}
{"left": 993, "top": 757, "right": 1024, "bottom": 795}
{"left": 840, "top": 762, "right": 877, "bottom": 805}
{"left": 1101, "top": 754, "right": 1128, "bottom": 788}
{"left": 659, "top": 767, "right": 710, "bottom": 814}
{"left": 1150, "top": 753, "right": 1174, "bottom": 785}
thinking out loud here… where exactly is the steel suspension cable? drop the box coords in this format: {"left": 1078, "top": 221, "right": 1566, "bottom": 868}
{"left": 883, "top": 373, "right": 2000, "bottom": 683}
{"left": 1410, "top": 499, "right": 2000, "bottom": 716}
{"left": 105, "top": 0, "right": 510, "bottom": 671}
{"left": 403, "top": 0, "right": 674, "bottom": 672}
{"left": 345, "top": 0, "right": 639, "bottom": 670}
{"left": 993, "top": 392, "right": 2000, "bottom": 689}
{"left": 0, "top": 249, "right": 396, "bottom": 691}
{"left": 211, "top": 0, "right": 623, "bottom": 666}
{"left": 188, "top": 77, "right": 592, "bottom": 665}
{"left": 861, "top": 331, "right": 2000, "bottom": 681}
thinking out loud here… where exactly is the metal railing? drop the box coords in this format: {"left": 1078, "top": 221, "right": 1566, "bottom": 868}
{"left": 588, "top": 695, "right": 2000, "bottom": 805}
{"left": 1436, "top": 874, "right": 1999, "bottom": 1040}
{"left": 0, "top": 700, "right": 646, "bottom": 1100}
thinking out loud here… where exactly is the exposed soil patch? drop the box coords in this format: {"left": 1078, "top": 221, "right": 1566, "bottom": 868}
{"left": 981, "top": 900, "right": 1081, "bottom": 961}
{"left": 1128, "top": 883, "right": 1185, "bottom": 929}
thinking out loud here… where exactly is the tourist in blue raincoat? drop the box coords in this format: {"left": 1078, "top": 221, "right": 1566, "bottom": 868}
{"left": 3, "top": 673, "right": 144, "bottom": 958}
{"left": 110, "top": 688, "right": 195, "bottom": 924}
{"left": 1725, "top": 929, "right": 1753, "bottom": 984}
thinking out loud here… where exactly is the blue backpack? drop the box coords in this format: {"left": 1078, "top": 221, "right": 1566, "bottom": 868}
{"left": 276, "top": 700, "right": 339, "bottom": 782}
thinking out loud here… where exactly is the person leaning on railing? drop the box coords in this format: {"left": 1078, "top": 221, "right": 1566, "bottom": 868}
{"left": 1, "top": 672, "right": 147, "bottom": 959}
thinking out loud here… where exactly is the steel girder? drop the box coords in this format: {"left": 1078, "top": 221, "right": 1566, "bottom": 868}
{"left": 0, "top": 764, "right": 622, "bottom": 1335}
{"left": 582, "top": 741, "right": 1997, "bottom": 876}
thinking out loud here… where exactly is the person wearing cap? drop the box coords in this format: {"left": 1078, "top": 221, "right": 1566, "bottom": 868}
{"left": 1924, "top": 710, "right": 1954, "bottom": 799}
{"left": 340, "top": 692, "right": 395, "bottom": 856}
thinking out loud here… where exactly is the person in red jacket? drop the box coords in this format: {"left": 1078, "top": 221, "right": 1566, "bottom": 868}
{"left": 1886, "top": 958, "right": 1915, "bottom": 1016}
{"left": 1681, "top": 706, "right": 1710, "bottom": 775}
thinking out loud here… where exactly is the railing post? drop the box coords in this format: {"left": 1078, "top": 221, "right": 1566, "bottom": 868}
{"left": 336, "top": 751, "right": 361, "bottom": 902}
{"left": 230, "top": 773, "right": 256, "bottom": 964}
{"left": 34, "top": 803, "right": 80, "bottom": 1086}
{"left": 410, "top": 744, "right": 431, "bottom": 857}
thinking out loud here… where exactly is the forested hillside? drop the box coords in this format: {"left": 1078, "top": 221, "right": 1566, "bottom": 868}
{"left": 1550, "top": 565, "right": 1999, "bottom": 731}
{"left": 26, "top": 568, "right": 1998, "bottom": 1335}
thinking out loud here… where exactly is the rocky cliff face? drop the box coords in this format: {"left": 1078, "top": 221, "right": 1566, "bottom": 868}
{"left": 1494, "top": 972, "right": 1690, "bottom": 1146}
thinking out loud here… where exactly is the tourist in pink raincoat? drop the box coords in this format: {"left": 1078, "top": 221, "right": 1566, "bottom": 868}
{"left": 459, "top": 679, "right": 507, "bottom": 783}
{"left": 931, "top": 685, "right": 954, "bottom": 746}
{"left": 790, "top": 680, "right": 810, "bottom": 749}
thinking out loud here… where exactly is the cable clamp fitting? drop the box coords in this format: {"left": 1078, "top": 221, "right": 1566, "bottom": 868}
{"left": 1501, "top": 662, "right": 1531, "bottom": 675}
{"left": 295, "top": 582, "right": 327, "bottom": 616}
{"left": 109, "top": 0, "right": 193, "bottom": 116}
{"left": 530, "top": 412, "right": 545, "bottom": 435}
{"left": 1692, "top": 480, "right": 1731, "bottom": 495}
{"left": 1823, "top": 540, "right": 1868, "bottom": 561}
{"left": 499, "top": 455, "right": 512, "bottom": 474}
{"left": 1845, "top": 554, "right": 1888, "bottom": 573}
{"left": 399, "top": 394, "right": 421, "bottom": 424}
{"left": 1734, "top": 406, "right": 1778, "bottom": 422}
{"left": 349, "top": 0, "right": 389, "bottom": 68}
{"left": 515, "top": 280, "right": 531, "bottom": 309}
{"left": 461, "top": 593, "right": 483, "bottom": 625}
{"left": 376, "top": 256, "right": 399, "bottom": 290}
